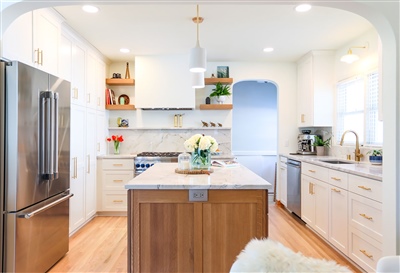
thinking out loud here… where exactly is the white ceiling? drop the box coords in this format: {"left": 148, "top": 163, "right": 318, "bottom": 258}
{"left": 54, "top": 4, "right": 373, "bottom": 63}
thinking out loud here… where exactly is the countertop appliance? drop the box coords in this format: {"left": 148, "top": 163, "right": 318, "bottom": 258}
{"left": 134, "top": 152, "right": 181, "bottom": 176}
{"left": 287, "top": 159, "right": 301, "bottom": 217}
{"left": 297, "top": 133, "right": 317, "bottom": 155}
{"left": 0, "top": 60, "right": 72, "bottom": 272}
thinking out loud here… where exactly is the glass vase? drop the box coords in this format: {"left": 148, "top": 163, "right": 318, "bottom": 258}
{"left": 114, "top": 141, "right": 120, "bottom": 154}
{"left": 191, "top": 149, "right": 211, "bottom": 170}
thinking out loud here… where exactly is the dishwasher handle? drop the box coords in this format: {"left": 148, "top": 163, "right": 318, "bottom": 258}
{"left": 287, "top": 159, "right": 301, "bottom": 167}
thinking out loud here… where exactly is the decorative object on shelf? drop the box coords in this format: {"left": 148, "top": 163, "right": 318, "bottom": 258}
{"left": 210, "top": 121, "right": 216, "bottom": 127}
{"left": 184, "top": 134, "right": 218, "bottom": 170}
{"left": 112, "top": 73, "right": 121, "bottom": 79}
{"left": 211, "top": 73, "right": 216, "bottom": 78}
{"left": 205, "top": 96, "right": 210, "bottom": 104}
{"left": 367, "top": 149, "right": 382, "bottom": 165}
{"left": 189, "top": 5, "right": 206, "bottom": 72}
{"left": 201, "top": 120, "right": 209, "bottom": 127}
{"left": 118, "top": 94, "right": 130, "bottom": 105}
{"left": 125, "top": 62, "right": 131, "bottom": 79}
{"left": 210, "top": 82, "right": 231, "bottom": 104}
{"left": 107, "top": 135, "right": 124, "bottom": 154}
{"left": 312, "top": 135, "right": 331, "bottom": 156}
{"left": 218, "top": 123, "right": 223, "bottom": 127}
{"left": 120, "top": 119, "right": 129, "bottom": 127}
{"left": 217, "top": 66, "right": 229, "bottom": 78}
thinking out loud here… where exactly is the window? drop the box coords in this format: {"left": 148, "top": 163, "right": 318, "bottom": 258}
{"left": 335, "top": 71, "right": 382, "bottom": 146}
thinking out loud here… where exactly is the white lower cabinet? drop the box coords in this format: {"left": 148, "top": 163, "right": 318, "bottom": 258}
{"left": 279, "top": 156, "right": 287, "bottom": 206}
{"left": 97, "top": 158, "right": 134, "bottom": 213}
{"left": 301, "top": 162, "right": 383, "bottom": 272}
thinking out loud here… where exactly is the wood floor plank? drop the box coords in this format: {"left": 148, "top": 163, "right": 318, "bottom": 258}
{"left": 49, "top": 204, "right": 362, "bottom": 272}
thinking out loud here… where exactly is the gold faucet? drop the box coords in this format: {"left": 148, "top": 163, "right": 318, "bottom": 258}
{"left": 340, "top": 130, "right": 363, "bottom": 162}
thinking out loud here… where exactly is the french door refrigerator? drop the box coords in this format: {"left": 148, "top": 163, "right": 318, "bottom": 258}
{"left": 0, "top": 60, "right": 72, "bottom": 272}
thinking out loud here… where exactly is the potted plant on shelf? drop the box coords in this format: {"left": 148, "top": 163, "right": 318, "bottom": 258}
{"left": 367, "top": 149, "right": 383, "bottom": 165}
{"left": 313, "top": 135, "right": 331, "bottom": 156}
{"left": 210, "top": 82, "right": 231, "bottom": 104}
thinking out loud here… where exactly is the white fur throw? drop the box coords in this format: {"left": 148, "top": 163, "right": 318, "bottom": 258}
{"left": 230, "top": 238, "right": 352, "bottom": 273}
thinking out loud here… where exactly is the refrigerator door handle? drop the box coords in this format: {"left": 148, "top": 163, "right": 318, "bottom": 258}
{"left": 53, "top": 92, "right": 59, "bottom": 179}
{"left": 17, "top": 193, "right": 74, "bottom": 219}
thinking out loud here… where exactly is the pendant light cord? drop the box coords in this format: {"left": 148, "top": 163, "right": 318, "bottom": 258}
{"left": 196, "top": 5, "right": 200, "bottom": 46}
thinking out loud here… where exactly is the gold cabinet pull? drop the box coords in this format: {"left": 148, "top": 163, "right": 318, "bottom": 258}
{"left": 113, "top": 179, "right": 123, "bottom": 183}
{"left": 359, "top": 249, "right": 373, "bottom": 258}
{"left": 331, "top": 188, "right": 341, "bottom": 193}
{"left": 113, "top": 200, "right": 123, "bottom": 203}
{"left": 308, "top": 169, "right": 316, "bottom": 173}
{"left": 359, "top": 213, "right": 373, "bottom": 220}
{"left": 309, "top": 183, "right": 315, "bottom": 195}
{"left": 301, "top": 114, "right": 305, "bottom": 123}
{"left": 331, "top": 177, "right": 341, "bottom": 181}
{"left": 358, "top": 185, "right": 371, "bottom": 191}
{"left": 113, "top": 163, "right": 123, "bottom": 167}
{"left": 87, "top": 155, "right": 90, "bottom": 174}
{"left": 73, "top": 87, "right": 78, "bottom": 99}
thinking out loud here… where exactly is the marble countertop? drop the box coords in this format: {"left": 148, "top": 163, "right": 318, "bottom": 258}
{"left": 125, "top": 163, "right": 272, "bottom": 190}
{"left": 281, "top": 154, "right": 382, "bottom": 181}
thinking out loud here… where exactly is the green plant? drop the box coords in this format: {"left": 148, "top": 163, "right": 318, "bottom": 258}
{"left": 209, "top": 82, "right": 231, "bottom": 97}
{"left": 312, "top": 135, "right": 331, "bottom": 147}
{"left": 367, "top": 149, "right": 383, "bottom": 156}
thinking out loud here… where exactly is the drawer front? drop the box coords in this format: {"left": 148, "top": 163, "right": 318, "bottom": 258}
{"left": 104, "top": 171, "right": 134, "bottom": 190}
{"left": 301, "top": 162, "right": 329, "bottom": 181}
{"left": 328, "top": 169, "right": 348, "bottom": 189}
{"left": 102, "top": 159, "right": 134, "bottom": 170}
{"left": 102, "top": 192, "right": 128, "bottom": 211}
{"left": 349, "top": 226, "right": 382, "bottom": 272}
{"left": 349, "top": 192, "right": 382, "bottom": 242}
{"left": 348, "top": 174, "right": 382, "bottom": 202}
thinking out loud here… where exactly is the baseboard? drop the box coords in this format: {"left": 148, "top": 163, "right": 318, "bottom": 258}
{"left": 96, "top": 211, "right": 127, "bottom": 217}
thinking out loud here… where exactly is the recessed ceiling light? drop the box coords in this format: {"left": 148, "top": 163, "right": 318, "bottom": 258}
{"left": 120, "top": 48, "right": 130, "bottom": 53}
{"left": 82, "top": 5, "right": 99, "bottom": 13}
{"left": 295, "top": 4, "right": 312, "bottom": 12}
{"left": 263, "top": 47, "right": 274, "bottom": 52}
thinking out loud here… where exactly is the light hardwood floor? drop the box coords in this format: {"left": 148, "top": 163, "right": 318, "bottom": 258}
{"left": 49, "top": 204, "right": 362, "bottom": 273}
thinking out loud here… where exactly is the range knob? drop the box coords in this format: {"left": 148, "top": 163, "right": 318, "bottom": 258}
{"left": 151, "top": 163, "right": 154, "bottom": 166}
{"left": 135, "top": 164, "right": 140, "bottom": 168}
{"left": 140, "top": 164, "right": 145, "bottom": 168}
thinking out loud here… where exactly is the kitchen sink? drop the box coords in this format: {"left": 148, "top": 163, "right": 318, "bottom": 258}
{"left": 319, "top": 160, "right": 355, "bottom": 164}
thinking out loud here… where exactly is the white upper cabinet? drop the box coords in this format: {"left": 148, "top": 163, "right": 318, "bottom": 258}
{"left": 32, "top": 8, "right": 62, "bottom": 75}
{"left": 135, "top": 55, "right": 195, "bottom": 109}
{"left": 297, "top": 51, "right": 334, "bottom": 127}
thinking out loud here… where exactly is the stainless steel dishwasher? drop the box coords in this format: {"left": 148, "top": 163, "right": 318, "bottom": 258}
{"left": 287, "top": 159, "right": 301, "bottom": 217}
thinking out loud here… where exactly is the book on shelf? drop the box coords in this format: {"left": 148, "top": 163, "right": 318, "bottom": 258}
{"left": 212, "top": 160, "right": 240, "bottom": 168}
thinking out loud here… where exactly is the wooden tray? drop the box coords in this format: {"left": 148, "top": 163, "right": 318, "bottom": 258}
{"left": 175, "top": 168, "right": 213, "bottom": 175}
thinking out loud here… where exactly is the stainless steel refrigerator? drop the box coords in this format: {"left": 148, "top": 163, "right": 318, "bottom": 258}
{"left": 0, "top": 60, "right": 72, "bottom": 272}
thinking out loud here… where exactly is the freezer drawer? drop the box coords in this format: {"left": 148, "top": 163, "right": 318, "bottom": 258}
{"left": 4, "top": 192, "right": 72, "bottom": 273}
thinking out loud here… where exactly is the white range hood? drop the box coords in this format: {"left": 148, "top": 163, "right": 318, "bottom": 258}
{"left": 135, "top": 54, "right": 195, "bottom": 110}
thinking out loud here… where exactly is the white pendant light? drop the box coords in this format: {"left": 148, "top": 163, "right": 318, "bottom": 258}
{"left": 189, "top": 5, "right": 207, "bottom": 72}
{"left": 191, "top": 71, "right": 205, "bottom": 89}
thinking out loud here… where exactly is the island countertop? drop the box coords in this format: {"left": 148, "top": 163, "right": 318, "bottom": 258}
{"left": 124, "top": 163, "right": 272, "bottom": 190}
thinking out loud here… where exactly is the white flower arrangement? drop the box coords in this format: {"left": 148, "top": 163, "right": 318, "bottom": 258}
{"left": 184, "top": 134, "right": 219, "bottom": 153}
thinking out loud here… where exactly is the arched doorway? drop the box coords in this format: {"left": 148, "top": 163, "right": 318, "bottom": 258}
{"left": 232, "top": 80, "right": 277, "bottom": 185}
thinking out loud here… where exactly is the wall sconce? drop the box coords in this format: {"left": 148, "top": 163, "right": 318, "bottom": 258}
{"left": 340, "top": 44, "right": 368, "bottom": 64}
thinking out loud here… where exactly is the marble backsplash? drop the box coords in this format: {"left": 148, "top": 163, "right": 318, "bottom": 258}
{"left": 107, "top": 129, "right": 232, "bottom": 156}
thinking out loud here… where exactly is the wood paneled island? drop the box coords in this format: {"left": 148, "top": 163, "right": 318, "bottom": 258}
{"left": 125, "top": 163, "right": 272, "bottom": 273}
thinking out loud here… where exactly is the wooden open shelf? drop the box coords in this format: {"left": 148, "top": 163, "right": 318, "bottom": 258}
{"left": 205, "top": 78, "right": 233, "bottom": 85}
{"left": 199, "top": 104, "right": 233, "bottom": 110}
{"left": 105, "top": 104, "right": 136, "bottom": 110}
{"left": 106, "top": 78, "right": 135, "bottom": 85}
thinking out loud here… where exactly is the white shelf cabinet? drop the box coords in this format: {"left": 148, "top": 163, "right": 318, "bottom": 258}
{"left": 297, "top": 51, "right": 334, "bottom": 127}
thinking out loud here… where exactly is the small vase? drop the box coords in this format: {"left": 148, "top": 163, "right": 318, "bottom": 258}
{"left": 191, "top": 149, "right": 211, "bottom": 170}
{"left": 316, "top": 146, "right": 325, "bottom": 156}
{"left": 216, "top": 95, "right": 226, "bottom": 104}
{"left": 114, "top": 142, "right": 120, "bottom": 155}
{"left": 369, "top": 155, "right": 382, "bottom": 165}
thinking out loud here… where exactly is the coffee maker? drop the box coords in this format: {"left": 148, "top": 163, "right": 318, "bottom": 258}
{"left": 297, "top": 133, "right": 318, "bottom": 154}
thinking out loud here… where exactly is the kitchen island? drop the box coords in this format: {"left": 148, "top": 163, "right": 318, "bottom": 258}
{"left": 125, "top": 163, "right": 272, "bottom": 273}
